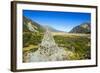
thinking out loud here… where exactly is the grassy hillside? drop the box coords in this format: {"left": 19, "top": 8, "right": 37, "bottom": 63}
{"left": 23, "top": 16, "right": 45, "bottom": 32}
{"left": 23, "top": 16, "right": 45, "bottom": 47}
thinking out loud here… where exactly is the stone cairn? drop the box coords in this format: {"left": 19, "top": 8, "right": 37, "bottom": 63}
{"left": 27, "top": 28, "right": 68, "bottom": 62}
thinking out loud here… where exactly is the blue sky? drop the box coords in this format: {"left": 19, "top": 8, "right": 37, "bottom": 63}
{"left": 23, "top": 10, "right": 91, "bottom": 32}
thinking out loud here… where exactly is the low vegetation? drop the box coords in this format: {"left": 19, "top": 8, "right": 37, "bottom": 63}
{"left": 54, "top": 34, "right": 91, "bottom": 60}
{"left": 23, "top": 31, "right": 91, "bottom": 61}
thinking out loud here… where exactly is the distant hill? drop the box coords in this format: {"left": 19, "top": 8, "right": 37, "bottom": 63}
{"left": 23, "top": 16, "right": 62, "bottom": 33}
{"left": 42, "top": 25, "right": 62, "bottom": 32}
{"left": 69, "top": 23, "right": 91, "bottom": 34}
{"left": 23, "top": 16, "right": 45, "bottom": 32}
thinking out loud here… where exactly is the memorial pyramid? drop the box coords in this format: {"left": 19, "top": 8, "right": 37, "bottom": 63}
{"left": 28, "top": 28, "right": 68, "bottom": 62}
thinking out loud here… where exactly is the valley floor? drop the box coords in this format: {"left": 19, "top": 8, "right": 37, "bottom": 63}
{"left": 23, "top": 32, "right": 91, "bottom": 62}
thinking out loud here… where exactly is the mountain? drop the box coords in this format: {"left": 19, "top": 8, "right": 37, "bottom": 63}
{"left": 23, "top": 16, "right": 62, "bottom": 33}
{"left": 42, "top": 25, "right": 61, "bottom": 32}
{"left": 69, "top": 23, "right": 91, "bottom": 33}
{"left": 23, "top": 16, "right": 45, "bottom": 32}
